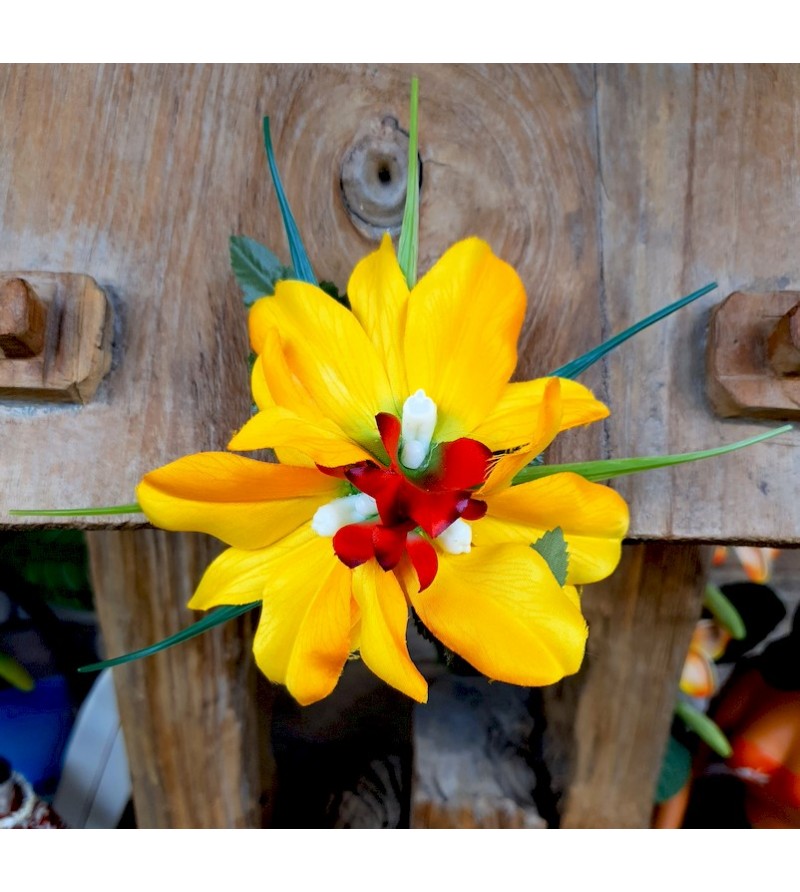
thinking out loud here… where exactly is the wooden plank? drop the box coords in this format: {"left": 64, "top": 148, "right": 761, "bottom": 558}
{"left": 597, "top": 64, "right": 799, "bottom": 543}
{"left": 0, "top": 63, "right": 603, "bottom": 523}
{"left": 557, "top": 542, "right": 707, "bottom": 828}
{"left": 86, "top": 530, "right": 272, "bottom": 828}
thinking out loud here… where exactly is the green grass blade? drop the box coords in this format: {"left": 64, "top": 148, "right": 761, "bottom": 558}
{"left": 397, "top": 77, "right": 420, "bottom": 289}
{"left": 0, "top": 653, "right": 35, "bottom": 692}
{"left": 9, "top": 503, "right": 142, "bottom": 517}
{"left": 512, "top": 425, "right": 792, "bottom": 485}
{"left": 675, "top": 700, "right": 732, "bottom": 758}
{"left": 263, "top": 117, "right": 316, "bottom": 286}
{"left": 704, "top": 583, "right": 747, "bottom": 640}
{"left": 79, "top": 602, "right": 260, "bottom": 673}
{"left": 550, "top": 282, "right": 718, "bottom": 379}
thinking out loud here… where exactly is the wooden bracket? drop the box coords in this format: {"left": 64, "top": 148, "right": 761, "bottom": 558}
{"left": 706, "top": 291, "right": 800, "bottom": 420}
{"left": 0, "top": 272, "right": 112, "bottom": 404}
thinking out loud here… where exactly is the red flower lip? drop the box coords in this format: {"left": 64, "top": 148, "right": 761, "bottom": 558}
{"left": 321, "top": 413, "right": 492, "bottom": 588}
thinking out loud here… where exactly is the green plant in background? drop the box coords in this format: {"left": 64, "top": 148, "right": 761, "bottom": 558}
{"left": 0, "top": 530, "right": 94, "bottom": 690}
{"left": 655, "top": 585, "right": 747, "bottom": 803}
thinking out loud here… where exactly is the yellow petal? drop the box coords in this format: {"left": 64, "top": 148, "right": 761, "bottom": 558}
{"left": 228, "top": 406, "right": 374, "bottom": 467}
{"left": 251, "top": 355, "right": 273, "bottom": 411}
{"left": 190, "top": 544, "right": 280, "bottom": 609}
{"left": 249, "top": 280, "right": 397, "bottom": 451}
{"left": 351, "top": 562, "right": 428, "bottom": 703}
{"left": 190, "top": 526, "right": 354, "bottom": 704}
{"left": 475, "top": 472, "right": 629, "bottom": 585}
{"left": 409, "top": 543, "right": 587, "bottom": 686}
{"left": 137, "top": 452, "right": 343, "bottom": 550}
{"left": 472, "top": 377, "right": 609, "bottom": 450}
{"left": 404, "top": 238, "right": 526, "bottom": 441}
{"left": 734, "top": 546, "right": 780, "bottom": 584}
{"left": 258, "top": 328, "right": 324, "bottom": 421}
{"left": 691, "top": 619, "right": 730, "bottom": 662}
{"left": 253, "top": 530, "right": 354, "bottom": 705}
{"left": 347, "top": 233, "right": 410, "bottom": 398}
{"left": 680, "top": 648, "right": 717, "bottom": 698}
{"left": 479, "top": 378, "right": 563, "bottom": 496}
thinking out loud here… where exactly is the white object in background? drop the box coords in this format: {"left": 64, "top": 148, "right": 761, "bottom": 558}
{"left": 53, "top": 668, "right": 132, "bottom": 829}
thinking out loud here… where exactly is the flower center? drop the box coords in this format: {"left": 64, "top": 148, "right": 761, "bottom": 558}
{"left": 313, "top": 412, "right": 491, "bottom": 589}
{"left": 311, "top": 493, "right": 378, "bottom": 536}
{"left": 399, "top": 389, "right": 437, "bottom": 470}
{"left": 435, "top": 518, "right": 472, "bottom": 554}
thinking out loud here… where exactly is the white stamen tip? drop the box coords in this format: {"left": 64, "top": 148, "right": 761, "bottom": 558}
{"left": 436, "top": 518, "right": 472, "bottom": 555}
{"left": 311, "top": 493, "right": 378, "bottom": 537}
{"left": 400, "top": 388, "right": 437, "bottom": 469}
{"left": 400, "top": 440, "right": 427, "bottom": 470}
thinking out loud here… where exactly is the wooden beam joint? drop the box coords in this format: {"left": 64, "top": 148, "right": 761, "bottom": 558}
{"left": 706, "top": 291, "right": 800, "bottom": 420}
{"left": 0, "top": 271, "right": 113, "bottom": 404}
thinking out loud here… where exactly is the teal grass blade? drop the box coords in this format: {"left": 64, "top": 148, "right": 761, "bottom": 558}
{"left": 9, "top": 503, "right": 142, "bottom": 517}
{"left": 397, "top": 77, "right": 420, "bottom": 289}
{"left": 550, "top": 282, "right": 718, "bottom": 379}
{"left": 512, "top": 425, "right": 792, "bottom": 485}
{"left": 79, "top": 602, "right": 260, "bottom": 673}
{"left": 675, "top": 700, "right": 732, "bottom": 758}
{"left": 263, "top": 117, "right": 316, "bottom": 286}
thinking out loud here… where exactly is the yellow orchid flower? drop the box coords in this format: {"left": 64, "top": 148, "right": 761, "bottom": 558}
{"left": 137, "top": 237, "right": 629, "bottom": 705}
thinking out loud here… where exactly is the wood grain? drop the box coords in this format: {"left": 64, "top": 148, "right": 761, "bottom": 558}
{"left": 596, "top": 64, "right": 799, "bottom": 542}
{"left": 0, "top": 64, "right": 603, "bottom": 523}
{"left": 87, "top": 529, "right": 272, "bottom": 828}
{"left": 558, "top": 542, "right": 707, "bottom": 828}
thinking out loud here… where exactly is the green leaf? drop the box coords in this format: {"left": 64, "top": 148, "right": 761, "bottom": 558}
{"left": 675, "top": 699, "right": 732, "bottom": 758}
{"left": 9, "top": 503, "right": 142, "bottom": 517}
{"left": 703, "top": 583, "right": 747, "bottom": 640}
{"left": 550, "top": 282, "right": 718, "bottom": 379}
{"left": 318, "top": 280, "right": 350, "bottom": 309}
{"left": 0, "top": 653, "right": 35, "bottom": 692}
{"left": 655, "top": 734, "right": 692, "bottom": 803}
{"left": 229, "top": 235, "right": 293, "bottom": 305}
{"left": 78, "top": 602, "right": 260, "bottom": 673}
{"left": 531, "top": 527, "right": 569, "bottom": 587}
{"left": 397, "top": 77, "right": 420, "bottom": 289}
{"left": 512, "top": 425, "right": 792, "bottom": 486}
{"left": 263, "top": 117, "right": 317, "bottom": 286}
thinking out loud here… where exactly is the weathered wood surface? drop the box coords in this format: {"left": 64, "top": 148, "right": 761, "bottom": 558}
{"left": 597, "top": 64, "right": 799, "bottom": 542}
{"left": 0, "top": 64, "right": 604, "bottom": 523}
{"left": 554, "top": 543, "right": 707, "bottom": 828}
{"left": 87, "top": 529, "right": 272, "bottom": 828}
{"left": 1, "top": 64, "right": 796, "bottom": 540}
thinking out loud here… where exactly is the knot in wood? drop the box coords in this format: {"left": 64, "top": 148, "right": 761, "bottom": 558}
{"left": 0, "top": 277, "right": 46, "bottom": 359}
{"left": 340, "top": 117, "right": 421, "bottom": 240}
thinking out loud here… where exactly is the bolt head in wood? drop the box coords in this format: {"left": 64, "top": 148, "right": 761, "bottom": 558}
{"left": 767, "top": 302, "right": 800, "bottom": 376}
{"left": 0, "top": 278, "right": 46, "bottom": 359}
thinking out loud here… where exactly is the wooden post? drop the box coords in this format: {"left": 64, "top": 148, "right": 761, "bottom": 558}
{"left": 87, "top": 530, "right": 274, "bottom": 828}
{"left": 557, "top": 542, "right": 707, "bottom": 828}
